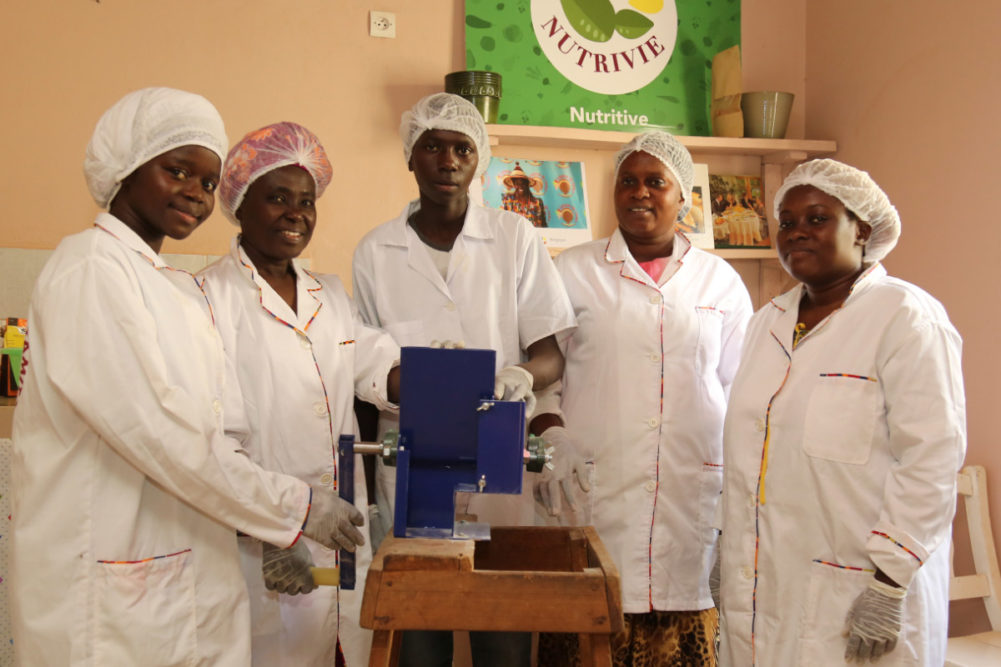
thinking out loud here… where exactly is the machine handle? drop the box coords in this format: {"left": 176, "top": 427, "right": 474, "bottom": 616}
{"left": 337, "top": 434, "right": 356, "bottom": 590}
{"left": 310, "top": 567, "right": 340, "bottom": 586}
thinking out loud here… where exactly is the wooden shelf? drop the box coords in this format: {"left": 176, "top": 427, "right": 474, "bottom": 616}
{"left": 487, "top": 123, "right": 831, "bottom": 303}
{"left": 487, "top": 124, "right": 836, "bottom": 161}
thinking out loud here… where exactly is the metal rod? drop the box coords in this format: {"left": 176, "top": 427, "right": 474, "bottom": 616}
{"left": 352, "top": 442, "right": 384, "bottom": 455}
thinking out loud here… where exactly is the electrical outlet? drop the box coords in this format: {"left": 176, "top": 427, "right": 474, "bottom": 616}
{"left": 369, "top": 11, "right": 396, "bottom": 39}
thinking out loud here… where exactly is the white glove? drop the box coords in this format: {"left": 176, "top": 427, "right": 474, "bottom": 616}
{"left": 535, "top": 426, "right": 590, "bottom": 517}
{"left": 261, "top": 540, "right": 317, "bottom": 596}
{"left": 429, "top": 339, "right": 465, "bottom": 349}
{"left": 494, "top": 365, "right": 536, "bottom": 418}
{"left": 302, "top": 486, "right": 366, "bottom": 552}
{"left": 843, "top": 579, "right": 906, "bottom": 662}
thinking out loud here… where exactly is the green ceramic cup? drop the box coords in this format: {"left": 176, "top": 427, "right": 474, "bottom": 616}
{"left": 741, "top": 91, "right": 794, "bottom": 139}
{"left": 445, "top": 71, "right": 502, "bottom": 124}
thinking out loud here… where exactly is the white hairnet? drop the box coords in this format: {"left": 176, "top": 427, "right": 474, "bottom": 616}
{"left": 399, "top": 93, "right": 491, "bottom": 179}
{"left": 614, "top": 130, "right": 694, "bottom": 221}
{"left": 774, "top": 158, "right": 901, "bottom": 262}
{"left": 218, "top": 121, "right": 333, "bottom": 225}
{"left": 84, "top": 87, "right": 228, "bottom": 209}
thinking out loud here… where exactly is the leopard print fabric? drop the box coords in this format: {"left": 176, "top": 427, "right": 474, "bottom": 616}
{"left": 537, "top": 608, "right": 718, "bottom": 667}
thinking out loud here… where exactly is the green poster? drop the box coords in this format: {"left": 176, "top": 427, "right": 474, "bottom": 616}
{"left": 464, "top": 0, "right": 740, "bottom": 135}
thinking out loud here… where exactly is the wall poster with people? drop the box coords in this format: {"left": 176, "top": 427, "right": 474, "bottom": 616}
{"left": 709, "top": 173, "right": 772, "bottom": 249}
{"left": 472, "top": 156, "right": 592, "bottom": 255}
{"left": 677, "top": 163, "right": 714, "bottom": 250}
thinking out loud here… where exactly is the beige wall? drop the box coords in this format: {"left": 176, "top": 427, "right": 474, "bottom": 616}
{"left": 805, "top": 0, "right": 1001, "bottom": 634}
{"left": 2, "top": 0, "right": 995, "bottom": 636}
{"left": 0, "top": 0, "right": 804, "bottom": 276}
{"left": 2, "top": 0, "right": 465, "bottom": 274}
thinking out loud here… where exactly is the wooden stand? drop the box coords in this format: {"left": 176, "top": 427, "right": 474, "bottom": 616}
{"left": 360, "top": 526, "right": 623, "bottom": 666}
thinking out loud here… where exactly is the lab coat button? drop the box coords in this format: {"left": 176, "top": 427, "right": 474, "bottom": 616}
{"left": 649, "top": 294, "right": 661, "bottom": 305}
{"left": 299, "top": 336, "right": 311, "bottom": 350}
{"left": 755, "top": 418, "right": 766, "bottom": 432}
{"left": 649, "top": 352, "right": 660, "bottom": 362}
{"left": 212, "top": 399, "right": 222, "bottom": 414}
{"left": 742, "top": 566, "right": 754, "bottom": 580}
{"left": 313, "top": 402, "right": 328, "bottom": 416}
{"left": 747, "top": 494, "right": 756, "bottom": 508}
{"left": 319, "top": 473, "right": 333, "bottom": 486}
{"left": 645, "top": 481, "right": 656, "bottom": 493}
{"left": 647, "top": 417, "right": 659, "bottom": 429}
{"left": 445, "top": 302, "right": 457, "bottom": 311}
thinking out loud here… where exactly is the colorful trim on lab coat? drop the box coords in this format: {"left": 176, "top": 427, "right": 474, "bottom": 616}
{"left": 872, "top": 530, "right": 923, "bottom": 565}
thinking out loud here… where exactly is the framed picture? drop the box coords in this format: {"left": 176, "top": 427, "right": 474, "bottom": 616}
{"left": 709, "top": 174, "right": 772, "bottom": 249}
{"left": 677, "top": 163, "right": 714, "bottom": 250}
{"left": 472, "top": 156, "right": 592, "bottom": 254}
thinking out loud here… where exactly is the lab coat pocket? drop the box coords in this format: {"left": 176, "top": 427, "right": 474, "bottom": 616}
{"left": 797, "top": 559, "right": 871, "bottom": 665}
{"left": 93, "top": 549, "right": 197, "bottom": 666}
{"left": 802, "top": 374, "right": 880, "bottom": 465}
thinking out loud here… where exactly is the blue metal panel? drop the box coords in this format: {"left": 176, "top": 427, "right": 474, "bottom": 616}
{"left": 336, "top": 434, "right": 356, "bottom": 589}
{"left": 475, "top": 399, "right": 525, "bottom": 494}
{"left": 393, "top": 346, "right": 527, "bottom": 539}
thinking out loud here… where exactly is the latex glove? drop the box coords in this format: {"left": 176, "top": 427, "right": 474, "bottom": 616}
{"left": 535, "top": 426, "right": 590, "bottom": 517}
{"left": 429, "top": 339, "right": 465, "bottom": 349}
{"left": 261, "top": 540, "right": 317, "bottom": 596}
{"left": 302, "top": 486, "right": 366, "bottom": 552}
{"left": 843, "top": 579, "right": 906, "bottom": 662}
{"left": 494, "top": 365, "right": 536, "bottom": 418}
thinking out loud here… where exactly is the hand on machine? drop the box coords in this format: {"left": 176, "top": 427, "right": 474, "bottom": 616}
{"left": 302, "top": 485, "right": 366, "bottom": 552}
{"left": 494, "top": 365, "right": 537, "bottom": 418}
{"left": 262, "top": 540, "right": 318, "bottom": 596}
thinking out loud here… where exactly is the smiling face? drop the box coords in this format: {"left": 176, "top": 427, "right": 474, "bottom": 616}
{"left": 111, "top": 145, "right": 221, "bottom": 252}
{"left": 408, "top": 129, "right": 478, "bottom": 208}
{"left": 236, "top": 165, "right": 317, "bottom": 263}
{"left": 614, "top": 150, "right": 684, "bottom": 254}
{"left": 776, "top": 184, "right": 872, "bottom": 288}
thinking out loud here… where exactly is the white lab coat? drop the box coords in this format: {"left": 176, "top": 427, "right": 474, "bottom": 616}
{"left": 719, "top": 263, "right": 966, "bottom": 666}
{"left": 11, "top": 214, "right": 310, "bottom": 667}
{"left": 541, "top": 231, "right": 752, "bottom": 613}
{"left": 352, "top": 199, "right": 576, "bottom": 527}
{"left": 200, "top": 239, "right": 400, "bottom": 667}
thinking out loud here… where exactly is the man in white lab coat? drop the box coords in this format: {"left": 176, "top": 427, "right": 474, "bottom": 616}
{"left": 719, "top": 159, "right": 966, "bottom": 666}
{"left": 352, "top": 92, "right": 576, "bottom": 667}
{"left": 11, "top": 89, "right": 364, "bottom": 666}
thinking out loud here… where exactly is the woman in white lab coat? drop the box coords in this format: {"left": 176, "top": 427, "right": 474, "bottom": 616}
{"left": 352, "top": 93, "right": 576, "bottom": 667}
{"left": 718, "top": 159, "right": 966, "bottom": 666}
{"left": 11, "top": 88, "right": 360, "bottom": 666}
{"left": 531, "top": 131, "right": 753, "bottom": 666}
{"left": 200, "top": 122, "right": 401, "bottom": 667}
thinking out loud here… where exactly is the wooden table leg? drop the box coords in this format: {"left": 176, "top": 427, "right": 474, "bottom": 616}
{"left": 579, "top": 632, "right": 613, "bottom": 667}
{"left": 369, "top": 629, "right": 401, "bottom": 666}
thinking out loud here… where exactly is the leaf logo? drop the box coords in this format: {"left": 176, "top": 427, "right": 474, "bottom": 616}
{"left": 559, "top": 0, "right": 658, "bottom": 43}
{"left": 533, "top": 0, "right": 677, "bottom": 95}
